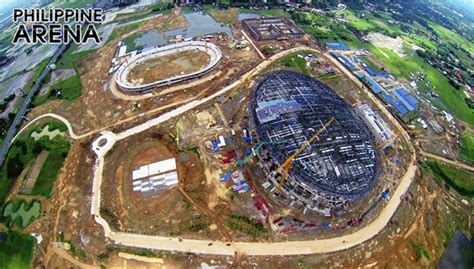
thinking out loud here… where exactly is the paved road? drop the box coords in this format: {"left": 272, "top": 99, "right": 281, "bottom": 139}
{"left": 86, "top": 46, "right": 419, "bottom": 256}
{"left": 11, "top": 113, "right": 92, "bottom": 142}
{"left": 0, "top": 44, "right": 67, "bottom": 168}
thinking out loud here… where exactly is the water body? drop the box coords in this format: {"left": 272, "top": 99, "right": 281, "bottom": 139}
{"left": 238, "top": 12, "right": 262, "bottom": 20}
{"left": 134, "top": 12, "right": 233, "bottom": 48}
{"left": 3, "top": 201, "right": 41, "bottom": 227}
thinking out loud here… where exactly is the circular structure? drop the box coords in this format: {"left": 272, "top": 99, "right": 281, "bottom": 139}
{"left": 115, "top": 41, "right": 222, "bottom": 92}
{"left": 251, "top": 71, "right": 377, "bottom": 215}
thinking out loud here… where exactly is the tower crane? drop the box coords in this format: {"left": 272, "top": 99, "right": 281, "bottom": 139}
{"left": 236, "top": 139, "right": 289, "bottom": 166}
{"left": 214, "top": 70, "right": 255, "bottom": 115}
{"left": 274, "top": 117, "right": 335, "bottom": 194}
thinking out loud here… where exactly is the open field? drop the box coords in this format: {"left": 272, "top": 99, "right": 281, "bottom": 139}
{"left": 459, "top": 132, "right": 474, "bottom": 164}
{"left": 240, "top": 8, "right": 291, "bottom": 18}
{"left": 204, "top": 7, "right": 240, "bottom": 24}
{"left": 112, "top": 3, "right": 173, "bottom": 24}
{"left": 425, "top": 161, "right": 474, "bottom": 197}
{"left": 430, "top": 24, "right": 474, "bottom": 54}
{"left": 55, "top": 44, "right": 97, "bottom": 70}
{"left": 0, "top": 231, "right": 35, "bottom": 269}
{"left": 359, "top": 56, "right": 383, "bottom": 72}
{"left": 108, "top": 21, "right": 147, "bottom": 44}
{"left": 127, "top": 51, "right": 210, "bottom": 84}
{"left": 350, "top": 43, "right": 474, "bottom": 125}
{"left": 0, "top": 120, "right": 70, "bottom": 204}
{"left": 342, "top": 10, "right": 402, "bottom": 36}
{"left": 33, "top": 75, "right": 83, "bottom": 106}
{"left": 268, "top": 51, "right": 312, "bottom": 76}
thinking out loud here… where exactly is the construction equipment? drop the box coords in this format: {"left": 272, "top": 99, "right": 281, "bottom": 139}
{"left": 275, "top": 117, "right": 335, "bottom": 194}
{"left": 236, "top": 140, "right": 288, "bottom": 166}
{"left": 214, "top": 70, "right": 256, "bottom": 114}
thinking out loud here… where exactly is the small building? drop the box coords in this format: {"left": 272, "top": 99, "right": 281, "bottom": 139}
{"left": 131, "top": 158, "right": 178, "bottom": 196}
{"left": 217, "top": 135, "right": 226, "bottom": 148}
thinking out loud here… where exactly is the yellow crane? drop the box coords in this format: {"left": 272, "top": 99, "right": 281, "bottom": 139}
{"left": 214, "top": 70, "right": 256, "bottom": 114}
{"left": 275, "top": 117, "right": 335, "bottom": 194}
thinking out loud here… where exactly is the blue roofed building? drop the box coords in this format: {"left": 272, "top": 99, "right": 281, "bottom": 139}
{"left": 382, "top": 92, "right": 409, "bottom": 116}
{"left": 393, "top": 87, "right": 420, "bottom": 112}
{"left": 326, "top": 42, "right": 350, "bottom": 51}
{"left": 358, "top": 72, "right": 384, "bottom": 94}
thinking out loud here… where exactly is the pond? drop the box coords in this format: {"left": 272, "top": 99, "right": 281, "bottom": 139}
{"left": 134, "top": 12, "right": 233, "bottom": 48}
{"left": 3, "top": 200, "right": 41, "bottom": 228}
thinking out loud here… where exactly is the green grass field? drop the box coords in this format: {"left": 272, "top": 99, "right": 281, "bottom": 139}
{"left": 33, "top": 75, "right": 83, "bottom": 106}
{"left": 430, "top": 24, "right": 474, "bottom": 54}
{"left": 426, "top": 161, "right": 474, "bottom": 197}
{"left": 108, "top": 21, "right": 147, "bottom": 44}
{"left": 121, "top": 32, "right": 145, "bottom": 52}
{"left": 0, "top": 231, "right": 35, "bottom": 269}
{"left": 353, "top": 43, "right": 474, "bottom": 125}
{"left": 342, "top": 10, "right": 402, "bottom": 36}
{"left": 271, "top": 51, "right": 311, "bottom": 76}
{"left": 460, "top": 132, "right": 474, "bottom": 164}
{"left": 55, "top": 43, "right": 97, "bottom": 70}
{"left": 0, "top": 121, "right": 70, "bottom": 205}
{"left": 239, "top": 8, "right": 290, "bottom": 18}
{"left": 359, "top": 56, "right": 383, "bottom": 72}
{"left": 31, "top": 149, "right": 67, "bottom": 197}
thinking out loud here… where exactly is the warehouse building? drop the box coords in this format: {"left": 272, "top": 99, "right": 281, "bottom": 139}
{"left": 249, "top": 71, "right": 378, "bottom": 216}
{"left": 131, "top": 158, "right": 178, "bottom": 196}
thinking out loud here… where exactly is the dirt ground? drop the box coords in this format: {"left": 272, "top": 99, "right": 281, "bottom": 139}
{"left": 26, "top": 12, "right": 260, "bottom": 139}
{"left": 99, "top": 128, "right": 224, "bottom": 240}
{"left": 16, "top": 12, "right": 472, "bottom": 269}
{"left": 127, "top": 50, "right": 210, "bottom": 84}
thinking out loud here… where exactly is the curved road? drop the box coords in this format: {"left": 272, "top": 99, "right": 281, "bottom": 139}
{"left": 86, "top": 46, "right": 418, "bottom": 256}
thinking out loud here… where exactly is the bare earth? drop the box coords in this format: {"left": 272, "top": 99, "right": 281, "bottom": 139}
{"left": 127, "top": 51, "right": 211, "bottom": 84}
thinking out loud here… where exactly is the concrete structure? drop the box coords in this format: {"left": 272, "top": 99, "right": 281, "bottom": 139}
{"left": 355, "top": 104, "right": 393, "bottom": 146}
{"left": 242, "top": 18, "right": 305, "bottom": 41}
{"left": 115, "top": 41, "right": 222, "bottom": 92}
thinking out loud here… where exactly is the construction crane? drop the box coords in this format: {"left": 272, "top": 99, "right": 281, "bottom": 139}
{"left": 275, "top": 117, "right": 335, "bottom": 194}
{"left": 214, "top": 70, "right": 256, "bottom": 114}
{"left": 236, "top": 140, "right": 288, "bottom": 166}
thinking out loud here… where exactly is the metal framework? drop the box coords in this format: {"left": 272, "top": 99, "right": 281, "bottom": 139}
{"left": 249, "top": 71, "right": 378, "bottom": 215}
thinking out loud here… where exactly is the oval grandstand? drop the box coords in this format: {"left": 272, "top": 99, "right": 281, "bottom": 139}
{"left": 115, "top": 41, "right": 222, "bottom": 92}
